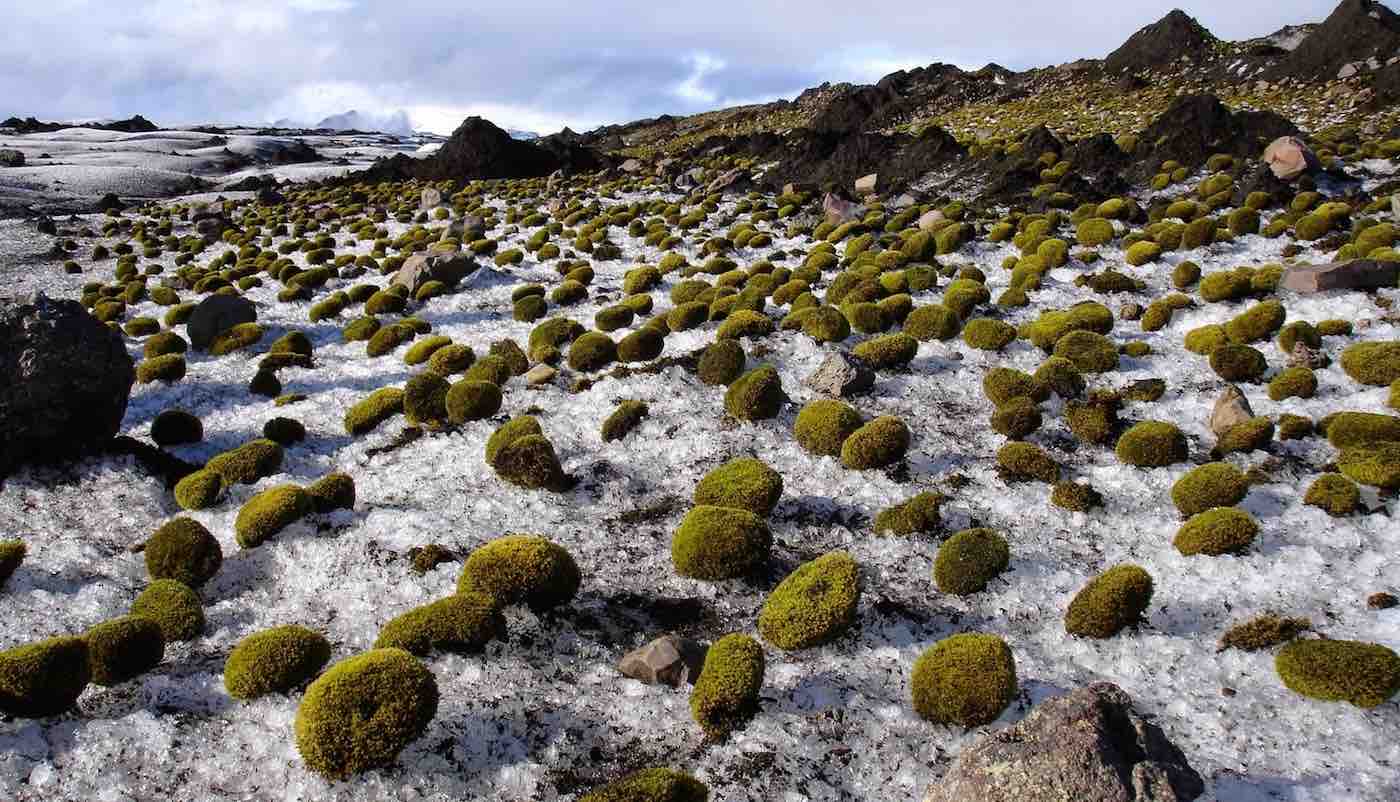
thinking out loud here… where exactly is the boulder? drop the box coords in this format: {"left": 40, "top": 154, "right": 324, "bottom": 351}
{"left": 524, "top": 364, "right": 557, "bottom": 386}
{"left": 706, "top": 168, "right": 750, "bottom": 195}
{"left": 823, "top": 193, "right": 865, "bottom": 226}
{"left": 1, "top": 294, "right": 135, "bottom": 475}
{"left": 186, "top": 294, "right": 256, "bottom": 351}
{"left": 393, "top": 251, "right": 476, "bottom": 293}
{"left": 420, "top": 187, "right": 442, "bottom": 210}
{"left": 804, "top": 351, "right": 875, "bottom": 398}
{"left": 620, "top": 158, "right": 644, "bottom": 173}
{"left": 617, "top": 635, "right": 707, "bottom": 687}
{"left": 255, "top": 186, "right": 285, "bottom": 206}
{"left": 96, "top": 193, "right": 125, "bottom": 213}
{"left": 918, "top": 209, "right": 946, "bottom": 232}
{"left": 854, "top": 173, "right": 878, "bottom": 196}
{"left": 1261, "top": 136, "right": 1319, "bottom": 180}
{"left": 1280, "top": 260, "right": 1400, "bottom": 294}
{"left": 0, "top": 149, "right": 23, "bottom": 168}
{"left": 1210, "top": 384, "right": 1254, "bottom": 437}
{"left": 923, "top": 683, "right": 1204, "bottom": 802}
{"left": 195, "top": 215, "right": 231, "bottom": 243}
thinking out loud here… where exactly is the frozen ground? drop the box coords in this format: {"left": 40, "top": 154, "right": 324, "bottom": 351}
{"left": 0, "top": 126, "right": 441, "bottom": 216}
{"left": 0, "top": 158, "right": 1397, "bottom": 802}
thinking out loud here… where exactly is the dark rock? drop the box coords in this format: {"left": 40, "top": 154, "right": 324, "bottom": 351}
{"left": 1104, "top": 9, "right": 1216, "bottom": 74}
{"left": 617, "top": 635, "right": 708, "bottom": 687}
{"left": 804, "top": 351, "right": 875, "bottom": 398}
{"left": 360, "top": 116, "right": 607, "bottom": 184}
{"left": 186, "top": 294, "right": 256, "bottom": 351}
{"left": 1271, "top": 0, "right": 1400, "bottom": 81}
{"left": 0, "top": 149, "right": 23, "bottom": 168}
{"left": 924, "top": 682, "right": 1204, "bottom": 802}
{"left": 1, "top": 294, "right": 135, "bottom": 475}
{"left": 96, "top": 193, "right": 125, "bottom": 213}
{"left": 1233, "top": 163, "right": 1295, "bottom": 209}
{"left": 1367, "top": 592, "right": 1398, "bottom": 610}
{"left": 1137, "top": 94, "right": 1298, "bottom": 175}
{"left": 392, "top": 251, "right": 477, "bottom": 293}
{"left": 1280, "top": 260, "right": 1400, "bottom": 293}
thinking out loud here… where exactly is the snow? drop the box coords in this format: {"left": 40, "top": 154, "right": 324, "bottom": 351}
{"left": 0, "top": 158, "right": 1398, "bottom": 801}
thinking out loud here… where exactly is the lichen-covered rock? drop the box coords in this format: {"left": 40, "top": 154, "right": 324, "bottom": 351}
{"left": 758, "top": 551, "right": 860, "bottom": 650}
{"left": 293, "top": 648, "right": 439, "bottom": 779}
{"left": 1, "top": 295, "right": 135, "bottom": 475}
{"left": 922, "top": 682, "right": 1204, "bottom": 802}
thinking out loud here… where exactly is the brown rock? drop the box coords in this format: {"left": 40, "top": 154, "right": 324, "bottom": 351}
{"left": 617, "top": 635, "right": 707, "bottom": 687}
{"left": 524, "top": 364, "right": 557, "bottom": 386}
{"left": 918, "top": 209, "right": 947, "bottom": 232}
{"left": 1210, "top": 385, "right": 1254, "bottom": 437}
{"left": 823, "top": 193, "right": 864, "bottom": 226}
{"left": 1120, "top": 303, "right": 1144, "bottom": 321}
{"left": 1280, "top": 260, "right": 1400, "bottom": 294}
{"left": 854, "top": 173, "right": 878, "bottom": 196}
{"left": 1368, "top": 592, "right": 1398, "bottom": 610}
{"left": 924, "top": 683, "right": 1203, "bottom": 802}
{"left": 1287, "top": 341, "right": 1329, "bottom": 369}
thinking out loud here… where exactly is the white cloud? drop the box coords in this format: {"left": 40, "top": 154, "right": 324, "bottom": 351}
{"left": 672, "top": 52, "right": 726, "bottom": 105}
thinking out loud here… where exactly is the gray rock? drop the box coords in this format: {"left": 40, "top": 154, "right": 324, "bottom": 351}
{"left": 824, "top": 193, "right": 865, "bottom": 225}
{"left": 524, "top": 364, "right": 557, "bottom": 386}
{"left": 186, "top": 294, "right": 256, "bottom": 351}
{"left": 804, "top": 351, "right": 875, "bottom": 398}
{"left": 1280, "top": 260, "right": 1400, "bottom": 293}
{"left": 420, "top": 187, "right": 443, "bottom": 210}
{"left": 620, "top": 158, "right": 644, "bottom": 173}
{"left": 393, "top": 251, "right": 476, "bottom": 294}
{"left": 1287, "top": 341, "right": 1329, "bottom": 369}
{"left": 1, "top": 295, "right": 135, "bottom": 475}
{"left": 1210, "top": 385, "right": 1254, "bottom": 437}
{"left": 923, "top": 683, "right": 1204, "bottom": 802}
{"left": 0, "top": 149, "right": 24, "bottom": 168}
{"left": 617, "top": 635, "right": 707, "bottom": 687}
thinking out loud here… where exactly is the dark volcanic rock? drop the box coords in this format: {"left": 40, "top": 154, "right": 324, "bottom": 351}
{"left": 1135, "top": 94, "right": 1298, "bottom": 174}
{"left": 101, "top": 115, "right": 159, "bottom": 133}
{"left": 1271, "top": 0, "right": 1400, "bottom": 81}
{"left": 360, "top": 116, "right": 605, "bottom": 183}
{"left": 924, "top": 683, "right": 1204, "bottom": 802}
{"left": 1, "top": 294, "right": 135, "bottom": 476}
{"left": 1104, "top": 9, "right": 1216, "bottom": 74}
{"left": 186, "top": 294, "right": 256, "bottom": 351}
{"left": 762, "top": 124, "right": 963, "bottom": 196}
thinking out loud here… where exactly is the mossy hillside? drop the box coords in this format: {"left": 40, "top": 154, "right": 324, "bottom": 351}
{"left": 671, "top": 505, "right": 772, "bottom": 581}
{"left": 758, "top": 551, "right": 860, "bottom": 651}
{"left": 1064, "top": 564, "right": 1153, "bottom": 639}
{"left": 224, "top": 625, "right": 332, "bottom": 699}
{"left": 693, "top": 457, "right": 783, "bottom": 516}
{"left": 934, "top": 528, "right": 1010, "bottom": 596}
{"left": 375, "top": 593, "right": 506, "bottom": 655}
{"left": 0, "top": 636, "right": 91, "bottom": 718}
{"left": 689, "top": 633, "right": 765, "bottom": 738}
{"left": 456, "top": 535, "right": 580, "bottom": 612}
{"left": 293, "top": 648, "right": 439, "bottom": 779}
{"left": 83, "top": 615, "right": 165, "bottom": 686}
{"left": 910, "top": 633, "right": 1017, "bottom": 728}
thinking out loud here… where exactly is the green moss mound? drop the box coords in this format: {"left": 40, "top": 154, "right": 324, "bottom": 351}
{"left": 697, "top": 340, "right": 745, "bottom": 386}
{"left": 445, "top": 380, "right": 502, "bottom": 424}
{"left": 1174, "top": 507, "right": 1258, "bottom": 556}
{"left": 1276, "top": 639, "right": 1400, "bottom": 708}
{"left": 402, "top": 372, "right": 450, "bottom": 427}
{"left": 578, "top": 768, "right": 709, "bottom": 802}
{"left": 1051, "top": 480, "right": 1103, "bottom": 511}
{"left": 484, "top": 418, "right": 566, "bottom": 490}
{"left": 235, "top": 484, "right": 311, "bottom": 549}
{"left": 209, "top": 322, "right": 265, "bottom": 356}
{"left": 618, "top": 328, "right": 664, "bottom": 362}
{"left": 1052, "top": 330, "right": 1118, "bottom": 373}
{"left": 137, "top": 354, "right": 186, "bottom": 384}
{"left": 375, "top": 593, "right": 506, "bottom": 655}
{"left": 261, "top": 416, "right": 305, "bottom": 445}
{"left": 145, "top": 517, "right": 222, "bottom": 587}
{"left": 427, "top": 343, "right": 475, "bottom": 376}
{"left": 1216, "top": 417, "right": 1274, "bottom": 455}
{"left": 874, "top": 492, "right": 943, "bottom": 535}
{"left": 1219, "top": 614, "right": 1310, "bottom": 652}
{"left": 83, "top": 615, "right": 164, "bottom": 686}
{"left": 990, "top": 397, "right": 1043, "bottom": 440}
{"left": 1325, "top": 411, "right": 1400, "bottom": 449}
{"left": 131, "top": 579, "right": 204, "bottom": 642}
{"left": 206, "top": 439, "right": 284, "bottom": 485}
{"left": 1225, "top": 300, "right": 1285, "bottom": 344}
{"left": 910, "top": 633, "right": 1016, "bottom": 728}
{"left": 689, "top": 633, "right": 764, "bottom": 738}
{"left": 293, "top": 648, "right": 439, "bottom": 779}
{"left": 801, "top": 306, "right": 851, "bottom": 343}
{"left": 724, "top": 366, "right": 783, "bottom": 421}
{"left": 1337, "top": 442, "right": 1400, "bottom": 490}
{"left": 1171, "top": 462, "right": 1248, "bottom": 517}
{"left": 344, "top": 388, "right": 404, "bottom": 435}
{"left": 174, "top": 469, "right": 224, "bottom": 511}
{"left": 1115, "top": 421, "right": 1187, "bottom": 467}
{"left": 962, "top": 318, "right": 1017, "bottom": 351}
{"left": 1303, "top": 473, "right": 1360, "bottom": 516}
{"left": 852, "top": 332, "right": 918, "bottom": 369}
{"left": 150, "top": 408, "right": 202, "bottom": 446}
{"left": 224, "top": 625, "right": 332, "bottom": 699}
{"left": 569, "top": 331, "right": 618, "bottom": 372}
{"left": 983, "top": 367, "right": 1048, "bottom": 406}
{"left": 1034, "top": 357, "right": 1085, "bottom": 399}
{"left": 758, "top": 551, "right": 860, "bottom": 650}
{"left": 794, "top": 399, "right": 862, "bottom": 457}
{"left": 1065, "top": 564, "right": 1153, "bottom": 638}
{"left": 1268, "top": 367, "right": 1317, "bottom": 401}
{"left": 995, "top": 442, "right": 1059, "bottom": 482}
{"left": 841, "top": 415, "right": 910, "bottom": 470}
{"left": 0, "top": 636, "right": 91, "bottom": 717}
{"left": 307, "top": 472, "right": 355, "bottom": 513}
{"left": 0, "top": 539, "right": 25, "bottom": 588}
{"left": 694, "top": 457, "right": 783, "bottom": 516}
{"left": 903, "top": 304, "right": 961, "bottom": 341}
{"left": 934, "top": 528, "right": 1010, "bottom": 595}
{"left": 671, "top": 505, "right": 772, "bottom": 580}
{"left": 602, "top": 400, "right": 648, "bottom": 442}
{"left": 1340, "top": 342, "right": 1400, "bottom": 386}
{"left": 457, "top": 534, "right": 580, "bottom": 612}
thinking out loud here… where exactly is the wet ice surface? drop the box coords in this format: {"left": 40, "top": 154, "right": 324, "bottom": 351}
{"left": 0, "top": 163, "right": 1398, "bottom": 802}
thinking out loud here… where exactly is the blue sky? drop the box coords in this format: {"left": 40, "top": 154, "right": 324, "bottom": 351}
{"left": 0, "top": 1, "right": 1346, "bottom": 135}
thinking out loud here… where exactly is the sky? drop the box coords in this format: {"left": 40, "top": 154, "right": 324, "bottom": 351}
{"left": 0, "top": 1, "right": 1348, "bottom": 136}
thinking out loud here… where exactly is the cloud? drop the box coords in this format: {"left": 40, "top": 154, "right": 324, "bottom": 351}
{"left": 0, "top": 1, "right": 1348, "bottom": 135}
